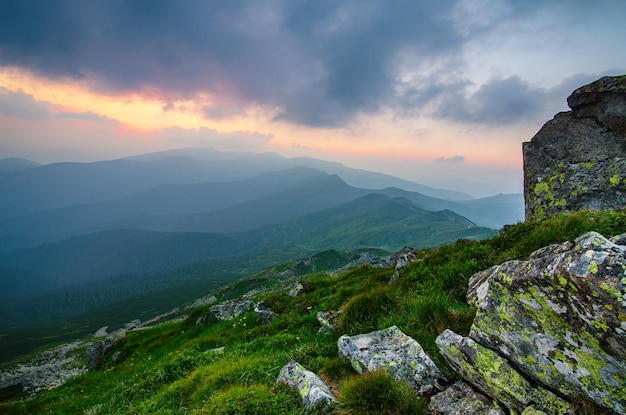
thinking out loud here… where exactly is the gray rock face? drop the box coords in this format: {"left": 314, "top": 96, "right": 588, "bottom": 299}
{"left": 436, "top": 330, "right": 569, "bottom": 414}
{"left": 0, "top": 341, "right": 89, "bottom": 395}
{"left": 338, "top": 325, "right": 446, "bottom": 396}
{"left": 87, "top": 328, "right": 127, "bottom": 370}
{"left": 276, "top": 360, "right": 336, "bottom": 412}
{"left": 253, "top": 300, "right": 275, "bottom": 324}
{"left": 463, "top": 231, "right": 626, "bottom": 414}
{"left": 568, "top": 75, "right": 626, "bottom": 135}
{"left": 523, "top": 75, "right": 626, "bottom": 221}
{"left": 428, "top": 381, "right": 505, "bottom": 415}
{"left": 209, "top": 296, "right": 255, "bottom": 321}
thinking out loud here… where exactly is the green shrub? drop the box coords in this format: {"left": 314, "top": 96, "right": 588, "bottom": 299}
{"left": 339, "top": 371, "right": 427, "bottom": 415}
{"left": 200, "top": 383, "right": 303, "bottom": 414}
{"left": 338, "top": 286, "right": 395, "bottom": 334}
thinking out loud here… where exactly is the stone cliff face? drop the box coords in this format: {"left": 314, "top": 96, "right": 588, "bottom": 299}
{"left": 523, "top": 75, "right": 626, "bottom": 221}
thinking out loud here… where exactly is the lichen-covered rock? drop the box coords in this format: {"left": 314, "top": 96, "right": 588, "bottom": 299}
{"left": 289, "top": 281, "right": 304, "bottom": 297}
{"left": 436, "top": 330, "right": 569, "bottom": 415}
{"left": 276, "top": 360, "right": 336, "bottom": 412}
{"left": 467, "top": 231, "right": 626, "bottom": 413}
{"left": 316, "top": 310, "right": 342, "bottom": 332}
{"left": 428, "top": 381, "right": 505, "bottom": 415}
{"left": 338, "top": 325, "right": 446, "bottom": 396}
{"left": 209, "top": 295, "right": 255, "bottom": 321}
{"left": 523, "top": 75, "right": 626, "bottom": 221}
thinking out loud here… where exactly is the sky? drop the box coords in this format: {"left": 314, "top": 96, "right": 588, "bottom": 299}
{"left": 0, "top": 0, "right": 625, "bottom": 197}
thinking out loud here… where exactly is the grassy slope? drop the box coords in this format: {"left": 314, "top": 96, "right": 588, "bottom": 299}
{"left": 2, "top": 209, "right": 625, "bottom": 414}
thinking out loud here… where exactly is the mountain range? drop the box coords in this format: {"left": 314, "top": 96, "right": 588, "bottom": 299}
{"left": 0, "top": 149, "right": 521, "bottom": 337}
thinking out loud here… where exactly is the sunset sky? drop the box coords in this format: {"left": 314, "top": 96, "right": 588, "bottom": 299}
{"left": 1, "top": 0, "right": 625, "bottom": 197}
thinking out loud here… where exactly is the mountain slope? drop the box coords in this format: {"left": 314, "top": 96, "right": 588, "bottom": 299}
{"left": 0, "top": 194, "right": 494, "bottom": 333}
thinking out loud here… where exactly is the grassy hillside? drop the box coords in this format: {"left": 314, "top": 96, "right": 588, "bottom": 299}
{"left": 2, "top": 209, "right": 625, "bottom": 414}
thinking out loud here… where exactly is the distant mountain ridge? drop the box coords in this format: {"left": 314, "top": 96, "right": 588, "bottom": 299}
{"left": 0, "top": 148, "right": 515, "bottom": 337}
{"left": 0, "top": 159, "right": 522, "bottom": 251}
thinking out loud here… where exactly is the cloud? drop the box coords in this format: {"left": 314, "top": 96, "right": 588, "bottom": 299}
{"left": 434, "top": 155, "right": 465, "bottom": 163}
{"left": 0, "top": 0, "right": 623, "bottom": 130}
{"left": 0, "top": 88, "right": 52, "bottom": 120}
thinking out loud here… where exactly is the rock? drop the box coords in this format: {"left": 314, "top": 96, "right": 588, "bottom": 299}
{"left": 316, "top": 310, "right": 342, "bottom": 332}
{"left": 277, "top": 360, "right": 336, "bottom": 412}
{"left": 203, "top": 347, "right": 224, "bottom": 355}
{"left": 428, "top": 381, "right": 505, "bottom": 415}
{"left": 0, "top": 341, "right": 89, "bottom": 395}
{"left": 567, "top": 75, "right": 626, "bottom": 134}
{"left": 338, "top": 325, "right": 446, "bottom": 396}
{"left": 209, "top": 296, "right": 255, "bottom": 321}
{"left": 94, "top": 326, "right": 108, "bottom": 338}
{"left": 289, "top": 281, "right": 304, "bottom": 297}
{"left": 124, "top": 319, "right": 141, "bottom": 330}
{"left": 436, "top": 330, "right": 569, "bottom": 415}
{"left": 87, "top": 328, "right": 127, "bottom": 370}
{"left": 523, "top": 75, "right": 626, "bottom": 221}
{"left": 466, "top": 231, "right": 626, "bottom": 414}
{"left": 253, "top": 300, "right": 275, "bottom": 324}
{"left": 190, "top": 295, "right": 217, "bottom": 308}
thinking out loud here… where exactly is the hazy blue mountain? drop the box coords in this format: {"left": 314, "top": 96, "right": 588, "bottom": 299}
{"left": 0, "top": 167, "right": 331, "bottom": 249}
{"left": 0, "top": 168, "right": 522, "bottom": 251}
{"left": 127, "top": 148, "right": 474, "bottom": 200}
{"left": 0, "top": 150, "right": 474, "bottom": 222}
{"left": 0, "top": 157, "right": 40, "bottom": 173}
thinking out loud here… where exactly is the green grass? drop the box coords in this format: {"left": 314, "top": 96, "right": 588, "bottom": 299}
{"left": 3, "top": 209, "right": 626, "bottom": 414}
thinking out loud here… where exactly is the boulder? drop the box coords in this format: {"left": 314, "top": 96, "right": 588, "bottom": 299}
{"left": 253, "top": 300, "right": 275, "bottom": 324}
{"left": 316, "top": 310, "right": 342, "bottom": 332}
{"left": 466, "top": 231, "right": 626, "bottom": 414}
{"left": 86, "top": 328, "right": 127, "bottom": 370}
{"left": 209, "top": 296, "right": 255, "bottom": 321}
{"left": 428, "top": 381, "right": 505, "bottom": 415}
{"left": 567, "top": 75, "right": 626, "bottom": 134}
{"left": 276, "top": 360, "right": 336, "bottom": 412}
{"left": 436, "top": 330, "right": 569, "bottom": 414}
{"left": 289, "top": 281, "right": 304, "bottom": 297}
{"left": 338, "top": 325, "right": 446, "bottom": 396}
{"left": 523, "top": 75, "right": 626, "bottom": 220}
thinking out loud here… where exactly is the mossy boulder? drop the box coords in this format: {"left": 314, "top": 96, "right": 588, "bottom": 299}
{"left": 428, "top": 381, "right": 505, "bottom": 415}
{"left": 523, "top": 75, "right": 626, "bottom": 221}
{"left": 276, "top": 360, "right": 336, "bottom": 412}
{"left": 436, "top": 329, "right": 569, "bottom": 414}
{"left": 337, "top": 325, "right": 446, "bottom": 396}
{"left": 466, "top": 231, "right": 626, "bottom": 414}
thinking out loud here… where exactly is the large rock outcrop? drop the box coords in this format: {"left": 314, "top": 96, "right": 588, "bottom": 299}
{"left": 523, "top": 75, "right": 626, "bottom": 221}
{"left": 437, "top": 231, "right": 626, "bottom": 414}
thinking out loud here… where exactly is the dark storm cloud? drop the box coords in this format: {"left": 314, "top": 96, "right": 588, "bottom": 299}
{"left": 2, "top": 0, "right": 614, "bottom": 128}
{"left": 0, "top": 0, "right": 466, "bottom": 127}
